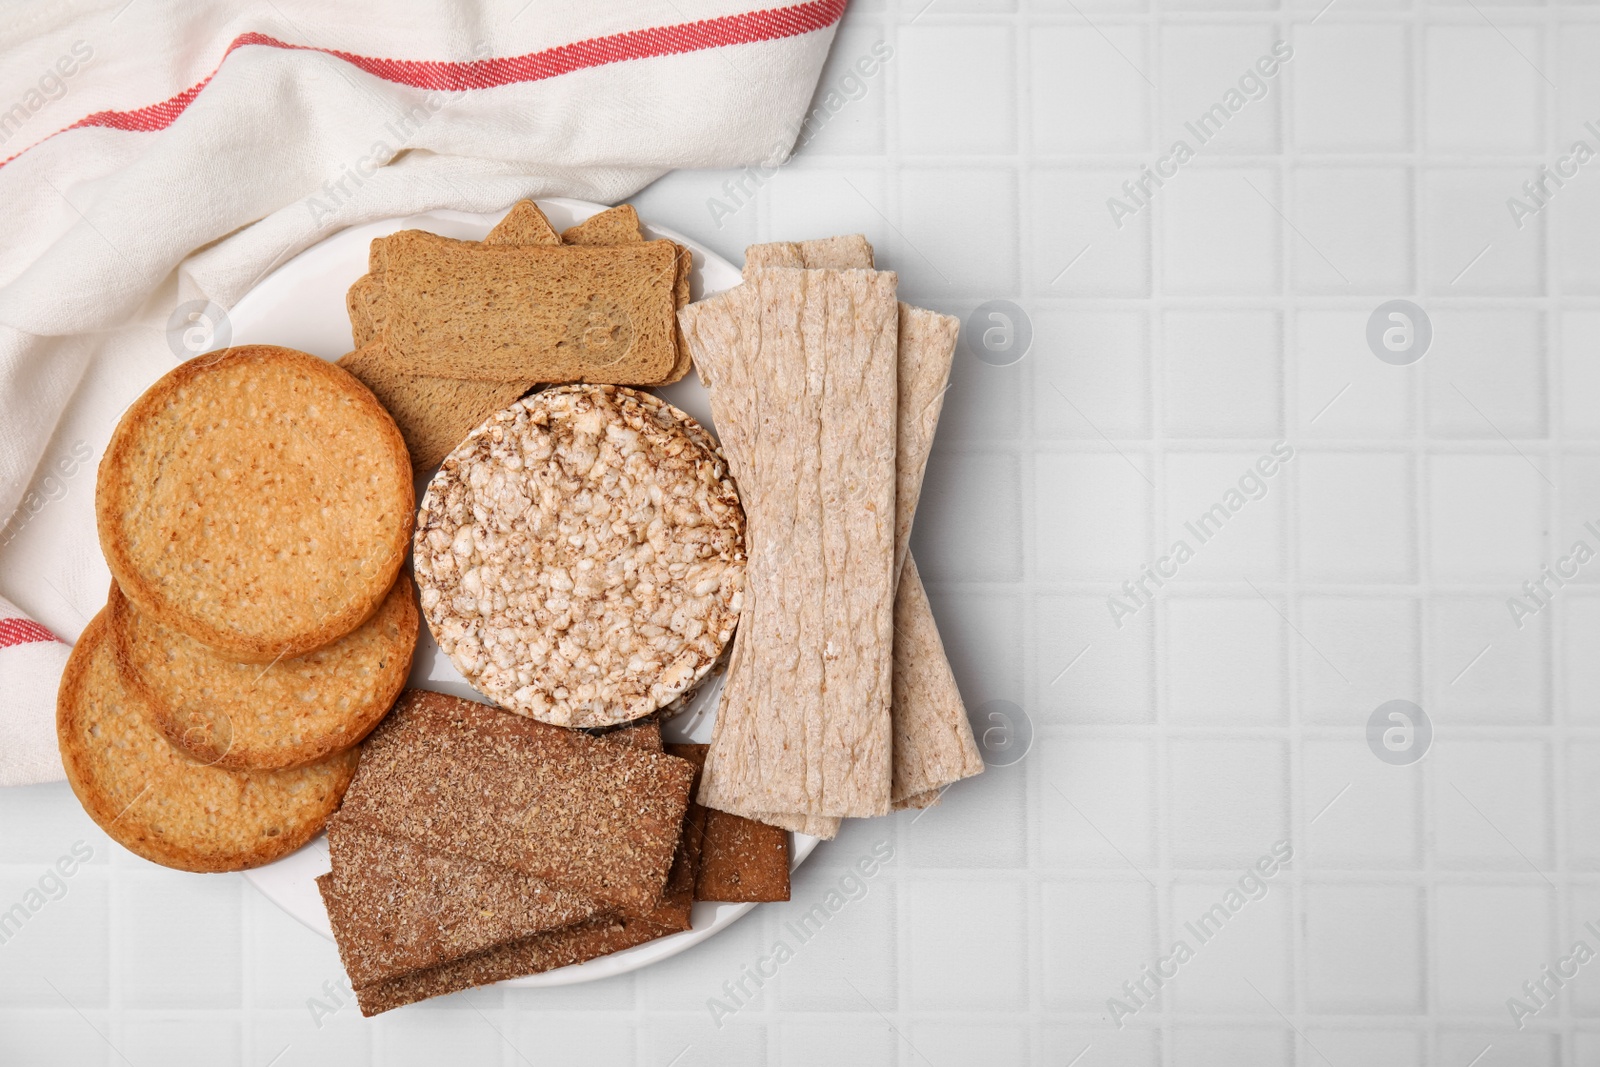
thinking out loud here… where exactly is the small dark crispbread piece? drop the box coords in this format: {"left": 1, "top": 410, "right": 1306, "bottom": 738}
{"left": 485, "top": 200, "right": 561, "bottom": 246}
{"left": 57, "top": 609, "right": 357, "bottom": 873}
{"left": 335, "top": 690, "right": 694, "bottom": 910}
{"left": 596, "top": 717, "right": 663, "bottom": 752}
{"left": 319, "top": 874, "right": 674, "bottom": 1015}
{"left": 668, "top": 744, "right": 790, "bottom": 902}
{"left": 561, "top": 204, "right": 642, "bottom": 246}
{"left": 95, "top": 345, "right": 414, "bottom": 662}
{"left": 337, "top": 342, "right": 528, "bottom": 474}
{"left": 376, "top": 233, "right": 680, "bottom": 384}
{"left": 322, "top": 822, "right": 606, "bottom": 987}
{"left": 109, "top": 575, "right": 416, "bottom": 771}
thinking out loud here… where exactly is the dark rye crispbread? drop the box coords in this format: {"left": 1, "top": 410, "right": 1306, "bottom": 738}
{"left": 667, "top": 744, "right": 790, "bottom": 902}
{"left": 57, "top": 609, "right": 358, "bottom": 873}
{"left": 335, "top": 690, "right": 694, "bottom": 910}
{"left": 95, "top": 345, "right": 414, "bottom": 662}
{"left": 375, "top": 232, "right": 680, "bottom": 384}
{"left": 318, "top": 875, "right": 676, "bottom": 1016}
{"left": 109, "top": 575, "right": 416, "bottom": 771}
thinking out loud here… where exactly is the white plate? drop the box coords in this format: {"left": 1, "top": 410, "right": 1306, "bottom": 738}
{"left": 229, "top": 199, "right": 817, "bottom": 987}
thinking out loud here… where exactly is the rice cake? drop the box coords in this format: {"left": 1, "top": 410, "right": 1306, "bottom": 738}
{"left": 376, "top": 232, "right": 680, "bottom": 384}
{"left": 57, "top": 609, "right": 358, "bottom": 873}
{"left": 680, "top": 268, "right": 900, "bottom": 820}
{"left": 95, "top": 345, "right": 414, "bottom": 662}
{"left": 413, "top": 385, "right": 746, "bottom": 727}
{"left": 109, "top": 574, "right": 416, "bottom": 771}
{"left": 334, "top": 690, "right": 694, "bottom": 911}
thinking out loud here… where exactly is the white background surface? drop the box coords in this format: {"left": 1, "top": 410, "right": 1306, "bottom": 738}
{"left": 3, "top": 0, "right": 1597, "bottom": 1064}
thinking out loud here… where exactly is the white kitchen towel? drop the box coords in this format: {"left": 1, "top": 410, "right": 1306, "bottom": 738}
{"left": 0, "top": 0, "right": 846, "bottom": 786}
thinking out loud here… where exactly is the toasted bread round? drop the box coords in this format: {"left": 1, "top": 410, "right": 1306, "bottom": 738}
{"left": 57, "top": 609, "right": 359, "bottom": 873}
{"left": 109, "top": 574, "right": 417, "bottom": 770}
{"left": 95, "top": 345, "right": 414, "bottom": 662}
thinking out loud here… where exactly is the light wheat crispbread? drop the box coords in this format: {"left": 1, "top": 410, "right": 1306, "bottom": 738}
{"left": 414, "top": 385, "right": 746, "bottom": 727}
{"left": 337, "top": 341, "right": 529, "bottom": 475}
{"left": 334, "top": 690, "right": 694, "bottom": 911}
{"left": 561, "top": 204, "right": 642, "bottom": 246}
{"left": 485, "top": 199, "right": 562, "bottom": 246}
{"left": 56, "top": 609, "right": 358, "bottom": 873}
{"left": 680, "top": 268, "right": 900, "bottom": 820}
{"left": 95, "top": 345, "right": 414, "bottom": 662}
{"left": 741, "top": 234, "right": 876, "bottom": 274}
{"left": 376, "top": 232, "right": 680, "bottom": 384}
{"left": 108, "top": 575, "right": 417, "bottom": 771}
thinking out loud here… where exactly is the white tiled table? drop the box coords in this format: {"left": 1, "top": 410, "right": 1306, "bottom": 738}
{"left": 5, "top": 1, "right": 1599, "bottom": 1064}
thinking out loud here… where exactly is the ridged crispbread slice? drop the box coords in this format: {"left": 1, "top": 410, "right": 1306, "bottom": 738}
{"left": 109, "top": 574, "right": 417, "bottom": 771}
{"left": 682, "top": 269, "right": 900, "bottom": 820}
{"left": 375, "top": 233, "right": 680, "bottom": 384}
{"left": 56, "top": 609, "right": 358, "bottom": 873}
{"left": 95, "top": 345, "right": 414, "bottom": 662}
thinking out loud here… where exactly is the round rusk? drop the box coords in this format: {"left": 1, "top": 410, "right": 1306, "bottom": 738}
{"left": 57, "top": 609, "right": 359, "bottom": 873}
{"left": 95, "top": 345, "right": 414, "bottom": 662}
{"left": 109, "top": 575, "right": 417, "bottom": 771}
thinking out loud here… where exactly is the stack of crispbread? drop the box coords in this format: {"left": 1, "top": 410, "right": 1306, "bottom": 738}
{"left": 318, "top": 690, "right": 790, "bottom": 1014}
{"left": 678, "top": 237, "right": 985, "bottom": 838}
{"left": 60, "top": 345, "right": 419, "bottom": 872}
{"left": 338, "top": 201, "right": 693, "bottom": 473}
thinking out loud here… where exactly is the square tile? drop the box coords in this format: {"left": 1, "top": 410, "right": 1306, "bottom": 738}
{"left": 922, "top": 589, "right": 1023, "bottom": 713}
{"left": 1302, "top": 737, "right": 1424, "bottom": 870}
{"left": 1552, "top": 162, "right": 1600, "bottom": 293}
{"left": 1293, "top": 309, "right": 1413, "bottom": 439}
{"left": 1425, "top": 26, "right": 1544, "bottom": 153}
{"left": 1555, "top": 455, "right": 1600, "bottom": 577}
{"left": 1037, "top": 1027, "right": 1159, "bottom": 1067}
{"left": 905, "top": 878, "right": 1028, "bottom": 1009}
{"left": 1167, "top": 878, "right": 1292, "bottom": 1012}
{"left": 1160, "top": 311, "right": 1282, "bottom": 437}
{"left": 1303, "top": 884, "right": 1424, "bottom": 1012}
{"left": 1041, "top": 882, "right": 1158, "bottom": 1011}
{"left": 123, "top": 1018, "right": 239, "bottom": 1067}
{"left": 912, "top": 450, "right": 1023, "bottom": 581}
{"left": 0, "top": 781, "right": 110, "bottom": 866}
{"left": 1031, "top": 26, "right": 1150, "bottom": 154}
{"left": 1425, "top": 595, "right": 1547, "bottom": 724}
{"left": 1035, "top": 452, "right": 1152, "bottom": 580}
{"left": 1170, "top": 1028, "right": 1291, "bottom": 1067}
{"left": 1433, "top": 884, "right": 1553, "bottom": 1013}
{"left": 764, "top": 164, "right": 891, "bottom": 251}
{"left": 938, "top": 313, "right": 1024, "bottom": 444}
{"left": 898, "top": 25, "right": 1016, "bottom": 154}
{"left": 1160, "top": 169, "right": 1281, "bottom": 295}
{"left": 1165, "top": 598, "right": 1285, "bottom": 724}
{"left": 1423, "top": 309, "right": 1546, "bottom": 439}
{"left": 1561, "top": 312, "right": 1600, "bottom": 437}
{"left": 372, "top": 1010, "right": 508, "bottom": 1065}
{"left": 507, "top": 1015, "right": 634, "bottom": 1065}
{"left": 1030, "top": 169, "right": 1152, "bottom": 297}
{"left": 1032, "top": 310, "right": 1151, "bottom": 439}
{"left": 902, "top": 755, "right": 1027, "bottom": 869}
{"left": 776, "top": 1020, "right": 897, "bottom": 1067}
{"left": 1289, "top": 167, "right": 1413, "bottom": 293}
{"left": 1434, "top": 739, "right": 1550, "bottom": 870}
{"left": 640, "top": 1018, "right": 765, "bottom": 1067}
{"left": 1423, "top": 169, "right": 1544, "bottom": 295}
{"left": 0, "top": 1010, "right": 113, "bottom": 1067}
{"left": 1158, "top": 26, "right": 1284, "bottom": 153}
{"left": 1035, "top": 595, "right": 1154, "bottom": 724}
{"left": 1290, "top": 24, "right": 1411, "bottom": 151}
{"left": 0, "top": 867, "right": 107, "bottom": 1008}
{"left": 1298, "top": 1029, "right": 1422, "bottom": 1067}
{"left": 1297, "top": 597, "right": 1419, "bottom": 723}
{"left": 908, "top": 1021, "right": 1027, "bottom": 1067}
{"left": 117, "top": 872, "right": 241, "bottom": 1009}
{"left": 1161, "top": 452, "right": 1286, "bottom": 581}
{"left": 1168, "top": 740, "right": 1288, "bottom": 867}
{"left": 1567, "top": 742, "right": 1600, "bottom": 868}
{"left": 775, "top": 859, "right": 897, "bottom": 1009}
{"left": 898, "top": 168, "right": 1019, "bottom": 296}
{"left": 1296, "top": 451, "right": 1415, "bottom": 582}
{"left": 1427, "top": 454, "right": 1546, "bottom": 580}
{"left": 1436, "top": 1031, "right": 1558, "bottom": 1067}
{"left": 246, "top": 889, "right": 348, "bottom": 1010}
{"left": 1038, "top": 735, "right": 1157, "bottom": 868}
{"left": 1564, "top": 596, "right": 1600, "bottom": 725}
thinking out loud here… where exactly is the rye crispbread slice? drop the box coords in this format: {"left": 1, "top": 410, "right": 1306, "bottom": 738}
{"left": 375, "top": 232, "right": 680, "bottom": 384}
{"left": 337, "top": 341, "right": 528, "bottom": 475}
{"left": 736, "top": 240, "right": 982, "bottom": 832}
{"left": 485, "top": 199, "right": 561, "bottom": 246}
{"left": 109, "top": 574, "right": 416, "bottom": 771}
{"left": 95, "top": 345, "right": 414, "bottom": 662}
{"left": 334, "top": 690, "right": 694, "bottom": 911}
{"left": 681, "top": 268, "right": 900, "bottom": 820}
{"left": 666, "top": 745, "right": 790, "bottom": 902}
{"left": 56, "top": 609, "right": 357, "bottom": 873}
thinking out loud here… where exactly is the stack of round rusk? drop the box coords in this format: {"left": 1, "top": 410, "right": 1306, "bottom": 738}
{"left": 58, "top": 346, "right": 419, "bottom": 873}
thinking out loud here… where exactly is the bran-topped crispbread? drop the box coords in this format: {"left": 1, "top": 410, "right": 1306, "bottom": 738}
{"left": 57, "top": 609, "right": 358, "bottom": 873}
{"left": 95, "top": 345, "right": 414, "bottom": 662}
{"left": 334, "top": 690, "right": 694, "bottom": 910}
{"left": 413, "top": 385, "right": 746, "bottom": 727}
{"left": 374, "top": 232, "right": 680, "bottom": 384}
{"left": 681, "top": 268, "right": 901, "bottom": 820}
{"left": 108, "top": 574, "right": 416, "bottom": 770}
{"left": 666, "top": 744, "right": 790, "bottom": 902}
